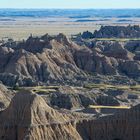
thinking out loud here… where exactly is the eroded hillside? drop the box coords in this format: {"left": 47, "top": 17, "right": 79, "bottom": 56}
{"left": 0, "top": 88, "right": 139, "bottom": 140}
{"left": 1, "top": 27, "right": 140, "bottom": 86}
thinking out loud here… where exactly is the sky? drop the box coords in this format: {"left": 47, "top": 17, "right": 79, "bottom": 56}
{"left": 0, "top": 0, "right": 140, "bottom": 9}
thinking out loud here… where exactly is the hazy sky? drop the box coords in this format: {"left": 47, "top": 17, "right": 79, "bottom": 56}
{"left": 0, "top": 0, "right": 140, "bottom": 9}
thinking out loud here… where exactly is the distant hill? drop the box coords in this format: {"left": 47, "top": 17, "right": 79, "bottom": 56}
{"left": 0, "top": 9, "right": 140, "bottom": 18}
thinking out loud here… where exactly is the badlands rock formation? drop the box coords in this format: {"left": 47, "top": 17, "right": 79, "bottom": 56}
{"left": 0, "top": 89, "right": 139, "bottom": 140}
{"left": 81, "top": 25, "right": 140, "bottom": 39}
{"left": 0, "top": 83, "right": 13, "bottom": 110}
{"left": 0, "top": 34, "right": 85, "bottom": 86}
{"left": 94, "top": 25, "right": 140, "bottom": 38}
{"left": 0, "top": 90, "right": 82, "bottom": 140}
{"left": 41, "top": 86, "right": 121, "bottom": 110}
{"left": 76, "top": 104, "right": 140, "bottom": 140}
{"left": 0, "top": 29, "right": 140, "bottom": 86}
{"left": 74, "top": 39, "right": 140, "bottom": 78}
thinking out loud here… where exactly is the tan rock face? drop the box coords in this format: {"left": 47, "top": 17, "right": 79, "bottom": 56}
{"left": 0, "top": 34, "right": 85, "bottom": 86}
{"left": 93, "top": 25, "right": 140, "bottom": 38}
{"left": 74, "top": 48, "right": 117, "bottom": 75}
{"left": 76, "top": 104, "right": 140, "bottom": 140}
{"left": 1, "top": 32, "right": 140, "bottom": 86}
{"left": 0, "top": 47, "right": 14, "bottom": 73}
{"left": 0, "top": 90, "right": 82, "bottom": 140}
{"left": 0, "top": 89, "right": 139, "bottom": 140}
{"left": 0, "top": 83, "right": 12, "bottom": 110}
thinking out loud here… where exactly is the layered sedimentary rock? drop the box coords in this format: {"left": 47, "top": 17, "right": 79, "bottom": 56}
{"left": 41, "top": 86, "right": 122, "bottom": 110}
{"left": 1, "top": 27, "right": 140, "bottom": 86}
{"left": 81, "top": 25, "right": 140, "bottom": 39}
{"left": 0, "top": 83, "right": 13, "bottom": 110}
{"left": 0, "top": 90, "right": 82, "bottom": 140}
{"left": 76, "top": 104, "right": 140, "bottom": 140}
{"left": 94, "top": 25, "right": 140, "bottom": 38}
{"left": 0, "top": 34, "right": 85, "bottom": 86}
{"left": 0, "top": 89, "right": 139, "bottom": 140}
{"left": 74, "top": 39, "right": 140, "bottom": 80}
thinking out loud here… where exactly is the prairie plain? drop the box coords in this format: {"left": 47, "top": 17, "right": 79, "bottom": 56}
{"left": 0, "top": 9, "right": 140, "bottom": 40}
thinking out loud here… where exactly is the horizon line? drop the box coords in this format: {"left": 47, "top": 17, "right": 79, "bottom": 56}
{"left": 0, "top": 8, "right": 140, "bottom": 10}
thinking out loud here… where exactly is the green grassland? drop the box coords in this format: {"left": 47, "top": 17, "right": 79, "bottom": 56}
{"left": 84, "top": 83, "right": 140, "bottom": 94}
{"left": 94, "top": 38, "right": 140, "bottom": 42}
{"left": 12, "top": 83, "right": 140, "bottom": 95}
{"left": 89, "top": 105, "right": 130, "bottom": 109}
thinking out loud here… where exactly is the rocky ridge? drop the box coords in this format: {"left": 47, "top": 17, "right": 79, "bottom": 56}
{"left": 0, "top": 89, "right": 139, "bottom": 140}
{"left": 0, "top": 90, "right": 82, "bottom": 140}
{"left": 0, "top": 83, "right": 13, "bottom": 110}
{"left": 1, "top": 30, "right": 140, "bottom": 86}
{"left": 76, "top": 104, "right": 140, "bottom": 140}
{"left": 80, "top": 25, "right": 140, "bottom": 39}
